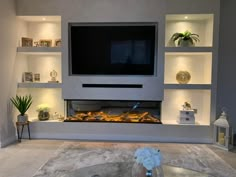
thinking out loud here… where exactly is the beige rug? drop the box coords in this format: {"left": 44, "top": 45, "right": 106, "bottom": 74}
{"left": 33, "top": 142, "right": 236, "bottom": 177}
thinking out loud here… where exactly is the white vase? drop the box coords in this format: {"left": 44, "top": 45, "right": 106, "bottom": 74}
{"left": 132, "top": 163, "right": 164, "bottom": 177}
{"left": 179, "top": 40, "right": 194, "bottom": 47}
{"left": 17, "top": 114, "right": 28, "bottom": 122}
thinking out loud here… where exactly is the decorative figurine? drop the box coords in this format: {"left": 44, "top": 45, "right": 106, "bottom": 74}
{"left": 182, "top": 101, "right": 191, "bottom": 110}
{"left": 48, "top": 70, "right": 59, "bottom": 83}
{"left": 179, "top": 101, "right": 195, "bottom": 124}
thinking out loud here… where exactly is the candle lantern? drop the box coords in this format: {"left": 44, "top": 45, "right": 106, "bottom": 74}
{"left": 213, "top": 111, "right": 234, "bottom": 151}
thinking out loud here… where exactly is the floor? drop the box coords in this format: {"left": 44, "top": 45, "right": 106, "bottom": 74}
{"left": 0, "top": 140, "right": 235, "bottom": 177}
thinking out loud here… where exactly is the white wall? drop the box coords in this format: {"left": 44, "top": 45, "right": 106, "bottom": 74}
{"left": 217, "top": 0, "right": 236, "bottom": 133}
{"left": 0, "top": 0, "right": 18, "bottom": 147}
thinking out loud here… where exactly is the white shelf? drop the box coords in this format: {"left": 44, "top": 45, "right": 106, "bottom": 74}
{"left": 18, "top": 16, "right": 61, "bottom": 22}
{"left": 17, "top": 47, "right": 61, "bottom": 55}
{"left": 165, "top": 47, "right": 212, "bottom": 53}
{"left": 18, "top": 82, "right": 62, "bottom": 88}
{"left": 30, "top": 118, "right": 63, "bottom": 122}
{"left": 166, "top": 14, "right": 213, "bottom": 21}
{"left": 164, "top": 84, "right": 211, "bottom": 90}
{"left": 161, "top": 119, "right": 209, "bottom": 126}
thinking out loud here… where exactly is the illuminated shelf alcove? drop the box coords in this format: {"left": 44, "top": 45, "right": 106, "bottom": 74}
{"left": 161, "top": 89, "right": 211, "bottom": 125}
{"left": 165, "top": 14, "right": 214, "bottom": 47}
{"left": 16, "top": 88, "right": 64, "bottom": 122}
{"left": 17, "top": 16, "right": 61, "bottom": 47}
{"left": 165, "top": 52, "right": 212, "bottom": 84}
{"left": 14, "top": 16, "right": 64, "bottom": 122}
{"left": 16, "top": 15, "right": 62, "bottom": 84}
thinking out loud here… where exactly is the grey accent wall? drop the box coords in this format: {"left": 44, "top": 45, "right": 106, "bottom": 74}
{"left": 0, "top": 0, "right": 18, "bottom": 147}
{"left": 217, "top": 0, "right": 236, "bottom": 132}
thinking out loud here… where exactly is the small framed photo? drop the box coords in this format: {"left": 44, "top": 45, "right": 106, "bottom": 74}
{"left": 23, "top": 72, "right": 33, "bottom": 82}
{"left": 21, "top": 37, "right": 33, "bottom": 47}
{"left": 55, "top": 39, "right": 61, "bottom": 47}
{"left": 34, "top": 73, "right": 40, "bottom": 82}
{"left": 39, "top": 39, "right": 52, "bottom": 47}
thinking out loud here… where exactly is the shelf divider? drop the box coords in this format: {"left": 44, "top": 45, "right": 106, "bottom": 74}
{"left": 164, "top": 84, "right": 211, "bottom": 90}
{"left": 17, "top": 47, "right": 61, "bottom": 55}
{"left": 18, "top": 82, "right": 62, "bottom": 88}
{"left": 165, "top": 47, "right": 212, "bottom": 53}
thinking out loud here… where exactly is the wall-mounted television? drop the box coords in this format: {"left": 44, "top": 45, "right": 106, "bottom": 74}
{"left": 68, "top": 23, "right": 157, "bottom": 75}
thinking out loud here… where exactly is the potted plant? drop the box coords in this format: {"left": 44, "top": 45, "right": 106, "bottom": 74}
{"left": 170, "top": 30, "right": 200, "bottom": 47}
{"left": 36, "top": 103, "right": 50, "bottom": 121}
{"left": 10, "top": 95, "right": 33, "bottom": 122}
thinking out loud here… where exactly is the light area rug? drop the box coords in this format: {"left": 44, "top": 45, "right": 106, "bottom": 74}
{"left": 33, "top": 142, "right": 236, "bottom": 177}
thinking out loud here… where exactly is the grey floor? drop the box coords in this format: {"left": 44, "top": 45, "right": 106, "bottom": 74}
{"left": 0, "top": 140, "right": 235, "bottom": 177}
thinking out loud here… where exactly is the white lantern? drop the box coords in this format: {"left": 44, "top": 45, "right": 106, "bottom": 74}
{"left": 213, "top": 111, "right": 234, "bottom": 150}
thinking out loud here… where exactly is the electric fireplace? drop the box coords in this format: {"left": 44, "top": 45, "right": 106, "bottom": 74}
{"left": 65, "top": 100, "right": 162, "bottom": 124}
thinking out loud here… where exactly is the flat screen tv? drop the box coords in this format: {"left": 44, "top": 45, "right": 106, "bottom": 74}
{"left": 69, "top": 23, "right": 157, "bottom": 75}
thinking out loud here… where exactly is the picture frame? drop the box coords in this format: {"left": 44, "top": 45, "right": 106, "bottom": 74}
{"left": 23, "top": 72, "right": 33, "bottom": 82}
{"left": 21, "top": 37, "right": 33, "bottom": 47}
{"left": 55, "top": 39, "right": 61, "bottom": 47}
{"left": 39, "top": 39, "right": 52, "bottom": 47}
{"left": 34, "top": 41, "right": 40, "bottom": 47}
{"left": 34, "top": 73, "right": 40, "bottom": 82}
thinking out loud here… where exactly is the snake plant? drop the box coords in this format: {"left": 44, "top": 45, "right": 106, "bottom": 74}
{"left": 10, "top": 95, "right": 33, "bottom": 115}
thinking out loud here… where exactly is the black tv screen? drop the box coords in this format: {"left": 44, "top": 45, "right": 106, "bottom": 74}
{"left": 69, "top": 23, "right": 157, "bottom": 75}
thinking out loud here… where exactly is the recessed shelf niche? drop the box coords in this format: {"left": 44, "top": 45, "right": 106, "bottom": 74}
{"left": 165, "top": 52, "right": 212, "bottom": 84}
{"left": 165, "top": 14, "right": 214, "bottom": 47}
{"left": 161, "top": 89, "right": 211, "bottom": 125}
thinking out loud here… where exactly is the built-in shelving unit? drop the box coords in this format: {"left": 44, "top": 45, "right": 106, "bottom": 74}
{"left": 15, "top": 0, "right": 220, "bottom": 143}
{"left": 16, "top": 16, "right": 64, "bottom": 120}
{"left": 162, "top": 14, "right": 215, "bottom": 126}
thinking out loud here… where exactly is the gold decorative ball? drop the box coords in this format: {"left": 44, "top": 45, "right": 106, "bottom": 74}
{"left": 176, "top": 71, "right": 191, "bottom": 84}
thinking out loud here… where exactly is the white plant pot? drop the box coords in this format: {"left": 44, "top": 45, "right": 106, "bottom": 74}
{"left": 179, "top": 40, "right": 195, "bottom": 47}
{"left": 17, "top": 114, "right": 28, "bottom": 122}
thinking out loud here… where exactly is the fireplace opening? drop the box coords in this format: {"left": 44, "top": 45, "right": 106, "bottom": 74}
{"left": 65, "top": 100, "right": 162, "bottom": 124}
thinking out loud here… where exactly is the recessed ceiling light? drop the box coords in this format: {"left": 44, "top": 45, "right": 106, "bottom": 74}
{"left": 184, "top": 16, "right": 188, "bottom": 19}
{"left": 42, "top": 17, "right": 46, "bottom": 21}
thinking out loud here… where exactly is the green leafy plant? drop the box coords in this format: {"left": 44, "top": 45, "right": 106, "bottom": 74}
{"left": 171, "top": 30, "right": 200, "bottom": 46}
{"left": 36, "top": 103, "right": 50, "bottom": 112}
{"left": 10, "top": 95, "right": 33, "bottom": 115}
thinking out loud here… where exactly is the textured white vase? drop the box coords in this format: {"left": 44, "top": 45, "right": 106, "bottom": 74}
{"left": 179, "top": 40, "right": 194, "bottom": 47}
{"left": 17, "top": 114, "right": 28, "bottom": 122}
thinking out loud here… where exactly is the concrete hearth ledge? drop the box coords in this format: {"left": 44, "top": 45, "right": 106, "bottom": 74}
{"left": 22, "top": 122, "right": 213, "bottom": 143}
